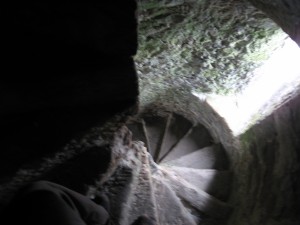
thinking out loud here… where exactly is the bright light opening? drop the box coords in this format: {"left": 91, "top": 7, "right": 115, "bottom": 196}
{"left": 193, "top": 36, "right": 300, "bottom": 136}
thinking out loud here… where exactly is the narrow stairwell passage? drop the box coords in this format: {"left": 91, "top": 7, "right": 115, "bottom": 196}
{"left": 101, "top": 112, "right": 232, "bottom": 225}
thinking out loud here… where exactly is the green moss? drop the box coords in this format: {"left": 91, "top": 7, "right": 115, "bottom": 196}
{"left": 239, "top": 128, "right": 256, "bottom": 149}
{"left": 246, "top": 51, "right": 269, "bottom": 62}
{"left": 203, "top": 69, "right": 218, "bottom": 79}
{"left": 136, "top": 0, "right": 286, "bottom": 107}
{"left": 139, "top": 1, "right": 161, "bottom": 10}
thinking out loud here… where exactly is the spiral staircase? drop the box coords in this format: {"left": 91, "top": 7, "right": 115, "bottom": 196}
{"left": 100, "top": 112, "right": 232, "bottom": 225}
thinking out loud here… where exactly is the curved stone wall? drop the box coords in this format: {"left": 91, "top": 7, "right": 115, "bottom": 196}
{"left": 248, "top": 0, "right": 300, "bottom": 45}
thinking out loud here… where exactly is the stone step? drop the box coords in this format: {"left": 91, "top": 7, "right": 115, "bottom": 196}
{"left": 159, "top": 124, "right": 212, "bottom": 163}
{"left": 162, "top": 171, "right": 232, "bottom": 219}
{"left": 152, "top": 174, "right": 198, "bottom": 225}
{"left": 160, "top": 166, "right": 232, "bottom": 201}
{"left": 161, "top": 145, "right": 229, "bottom": 170}
{"left": 124, "top": 146, "right": 158, "bottom": 225}
{"left": 102, "top": 142, "right": 157, "bottom": 225}
{"left": 143, "top": 115, "right": 169, "bottom": 158}
{"left": 159, "top": 113, "right": 193, "bottom": 161}
{"left": 126, "top": 120, "right": 148, "bottom": 146}
{"left": 102, "top": 166, "right": 135, "bottom": 225}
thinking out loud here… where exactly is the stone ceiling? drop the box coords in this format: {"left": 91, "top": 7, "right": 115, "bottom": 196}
{"left": 135, "top": 0, "right": 297, "bottom": 109}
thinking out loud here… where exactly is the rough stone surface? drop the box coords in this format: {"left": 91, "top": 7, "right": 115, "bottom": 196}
{"left": 160, "top": 123, "right": 212, "bottom": 162}
{"left": 152, "top": 176, "right": 198, "bottom": 225}
{"left": 230, "top": 93, "right": 300, "bottom": 225}
{"left": 136, "top": 87, "right": 300, "bottom": 224}
{"left": 61, "top": 117, "right": 230, "bottom": 225}
{"left": 248, "top": 0, "right": 300, "bottom": 45}
{"left": 1, "top": 1, "right": 300, "bottom": 225}
{"left": 162, "top": 145, "right": 228, "bottom": 169}
{"left": 0, "top": 112, "right": 133, "bottom": 212}
{"left": 162, "top": 167, "right": 231, "bottom": 200}
{"left": 162, "top": 170, "right": 232, "bottom": 219}
{"left": 136, "top": 0, "right": 286, "bottom": 109}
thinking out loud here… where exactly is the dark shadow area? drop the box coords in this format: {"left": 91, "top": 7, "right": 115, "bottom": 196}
{"left": 1, "top": 0, "right": 138, "bottom": 187}
{"left": 0, "top": 100, "right": 136, "bottom": 182}
{"left": 40, "top": 145, "right": 112, "bottom": 194}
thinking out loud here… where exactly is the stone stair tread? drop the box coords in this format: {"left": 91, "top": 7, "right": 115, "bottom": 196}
{"left": 161, "top": 145, "right": 228, "bottom": 170}
{"left": 159, "top": 113, "right": 193, "bottom": 160}
{"left": 152, "top": 175, "right": 198, "bottom": 225}
{"left": 144, "top": 116, "right": 168, "bottom": 157}
{"left": 159, "top": 124, "right": 212, "bottom": 162}
{"left": 162, "top": 170, "right": 232, "bottom": 219}
{"left": 160, "top": 166, "right": 231, "bottom": 200}
{"left": 102, "top": 142, "right": 157, "bottom": 225}
{"left": 101, "top": 140, "right": 144, "bottom": 224}
{"left": 102, "top": 166, "right": 135, "bottom": 224}
{"left": 127, "top": 121, "right": 147, "bottom": 144}
{"left": 125, "top": 146, "right": 158, "bottom": 225}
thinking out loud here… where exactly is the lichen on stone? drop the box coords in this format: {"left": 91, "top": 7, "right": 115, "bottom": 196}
{"left": 136, "top": 0, "right": 286, "bottom": 107}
